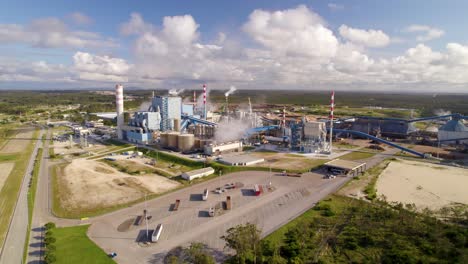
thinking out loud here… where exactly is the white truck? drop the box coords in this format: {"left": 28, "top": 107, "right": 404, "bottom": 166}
{"left": 151, "top": 224, "right": 163, "bottom": 243}
{"left": 202, "top": 189, "right": 209, "bottom": 201}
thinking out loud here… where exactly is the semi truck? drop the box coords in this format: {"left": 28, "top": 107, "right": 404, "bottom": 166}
{"left": 254, "top": 184, "right": 263, "bottom": 196}
{"left": 151, "top": 224, "right": 163, "bottom": 243}
{"left": 202, "top": 189, "right": 209, "bottom": 201}
{"left": 226, "top": 196, "right": 232, "bottom": 210}
{"left": 173, "top": 199, "right": 180, "bottom": 211}
{"left": 208, "top": 207, "right": 215, "bottom": 217}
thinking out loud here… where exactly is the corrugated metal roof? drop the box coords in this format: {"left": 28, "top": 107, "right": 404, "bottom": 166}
{"left": 184, "top": 167, "right": 215, "bottom": 177}
{"left": 439, "top": 120, "right": 467, "bottom": 132}
{"left": 324, "top": 159, "right": 366, "bottom": 171}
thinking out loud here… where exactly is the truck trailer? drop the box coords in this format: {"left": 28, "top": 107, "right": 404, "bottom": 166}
{"left": 173, "top": 199, "right": 180, "bottom": 211}
{"left": 226, "top": 196, "right": 232, "bottom": 210}
{"left": 151, "top": 224, "right": 163, "bottom": 243}
{"left": 202, "top": 189, "right": 209, "bottom": 201}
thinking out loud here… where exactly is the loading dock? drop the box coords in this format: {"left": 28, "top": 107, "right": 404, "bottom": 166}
{"left": 323, "top": 159, "right": 367, "bottom": 177}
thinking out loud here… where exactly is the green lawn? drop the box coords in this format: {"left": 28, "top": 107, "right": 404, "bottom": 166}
{"left": 52, "top": 225, "right": 115, "bottom": 264}
{"left": 339, "top": 151, "right": 377, "bottom": 160}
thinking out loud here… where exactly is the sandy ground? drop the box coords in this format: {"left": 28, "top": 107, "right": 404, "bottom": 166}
{"left": 376, "top": 159, "right": 468, "bottom": 210}
{"left": 0, "top": 127, "right": 34, "bottom": 153}
{"left": 58, "top": 158, "right": 180, "bottom": 210}
{"left": 53, "top": 137, "right": 110, "bottom": 156}
{"left": 0, "top": 163, "right": 14, "bottom": 192}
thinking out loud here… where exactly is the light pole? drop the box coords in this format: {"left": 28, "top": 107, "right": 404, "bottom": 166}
{"left": 144, "top": 193, "right": 149, "bottom": 241}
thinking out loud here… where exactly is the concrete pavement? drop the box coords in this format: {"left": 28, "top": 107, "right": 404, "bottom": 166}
{"left": 0, "top": 128, "right": 43, "bottom": 264}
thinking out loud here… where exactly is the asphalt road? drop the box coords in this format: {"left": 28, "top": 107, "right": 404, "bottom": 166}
{"left": 0, "top": 128, "right": 43, "bottom": 264}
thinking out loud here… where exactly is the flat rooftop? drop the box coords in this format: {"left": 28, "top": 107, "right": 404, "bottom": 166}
{"left": 219, "top": 155, "right": 265, "bottom": 165}
{"left": 184, "top": 167, "right": 215, "bottom": 176}
{"left": 324, "top": 159, "right": 366, "bottom": 171}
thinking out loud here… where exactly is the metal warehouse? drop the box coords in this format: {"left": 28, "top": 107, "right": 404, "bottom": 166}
{"left": 323, "top": 159, "right": 367, "bottom": 176}
{"left": 181, "top": 167, "right": 215, "bottom": 181}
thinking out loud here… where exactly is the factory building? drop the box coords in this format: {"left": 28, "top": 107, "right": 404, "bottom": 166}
{"left": 290, "top": 121, "right": 329, "bottom": 153}
{"left": 351, "top": 118, "right": 417, "bottom": 138}
{"left": 204, "top": 141, "right": 243, "bottom": 156}
{"left": 181, "top": 167, "right": 215, "bottom": 181}
{"left": 150, "top": 95, "right": 181, "bottom": 131}
{"left": 125, "top": 126, "right": 153, "bottom": 144}
{"left": 438, "top": 119, "right": 468, "bottom": 144}
{"left": 129, "top": 112, "right": 161, "bottom": 131}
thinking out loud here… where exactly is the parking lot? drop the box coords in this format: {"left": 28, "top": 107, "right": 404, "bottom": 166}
{"left": 88, "top": 170, "right": 350, "bottom": 263}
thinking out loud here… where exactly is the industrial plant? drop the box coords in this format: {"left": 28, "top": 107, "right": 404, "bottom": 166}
{"left": 103, "top": 84, "right": 468, "bottom": 159}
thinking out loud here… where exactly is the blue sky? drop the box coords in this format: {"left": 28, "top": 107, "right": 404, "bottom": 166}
{"left": 1, "top": 0, "right": 468, "bottom": 91}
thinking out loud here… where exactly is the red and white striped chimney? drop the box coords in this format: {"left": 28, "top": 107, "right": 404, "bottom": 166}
{"left": 203, "top": 84, "right": 207, "bottom": 119}
{"left": 329, "top": 90, "right": 335, "bottom": 154}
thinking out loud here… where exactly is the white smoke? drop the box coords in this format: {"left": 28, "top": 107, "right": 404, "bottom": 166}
{"left": 224, "top": 86, "right": 237, "bottom": 97}
{"left": 138, "top": 101, "right": 152, "bottom": 111}
{"left": 168, "top": 88, "right": 185, "bottom": 96}
{"left": 214, "top": 117, "right": 250, "bottom": 143}
{"left": 434, "top": 109, "right": 451, "bottom": 116}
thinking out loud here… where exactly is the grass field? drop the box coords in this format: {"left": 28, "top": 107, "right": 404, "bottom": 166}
{"left": 0, "top": 127, "right": 39, "bottom": 249}
{"left": 339, "top": 151, "right": 378, "bottom": 160}
{"left": 51, "top": 225, "right": 115, "bottom": 264}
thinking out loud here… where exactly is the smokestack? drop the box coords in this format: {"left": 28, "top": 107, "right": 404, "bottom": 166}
{"left": 203, "top": 84, "right": 207, "bottom": 120}
{"left": 329, "top": 90, "right": 335, "bottom": 154}
{"left": 115, "top": 84, "right": 124, "bottom": 139}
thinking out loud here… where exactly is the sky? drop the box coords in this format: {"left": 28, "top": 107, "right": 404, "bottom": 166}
{"left": 1, "top": 0, "right": 468, "bottom": 92}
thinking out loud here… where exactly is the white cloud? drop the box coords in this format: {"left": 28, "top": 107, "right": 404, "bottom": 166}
{"left": 69, "top": 12, "right": 93, "bottom": 25}
{"left": 243, "top": 5, "right": 338, "bottom": 58}
{"left": 73, "top": 52, "right": 131, "bottom": 82}
{"left": 339, "top": 25, "right": 390, "bottom": 47}
{"left": 1, "top": 8, "right": 468, "bottom": 92}
{"left": 162, "top": 15, "right": 199, "bottom": 47}
{"left": 120, "top": 12, "right": 152, "bottom": 36}
{"left": 404, "top": 24, "right": 444, "bottom": 41}
{"left": 328, "top": 3, "right": 344, "bottom": 11}
{"left": 0, "top": 17, "right": 116, "bottom": 49}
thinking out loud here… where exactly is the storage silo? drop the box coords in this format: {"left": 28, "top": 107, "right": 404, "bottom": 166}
{"left": 178, "top": 134, "right": 195, "bottom": 152}
{"left": 159, "top": 132, "right": 169, "bottom": 147}
{"left": 194, "top": 138, "right": 201, "bottom": 149}
{"left": 174, "top": 118, "right": 180, "bottom": 132}
{"left": 167, "top": 132, "right": 180, "bottom": 149}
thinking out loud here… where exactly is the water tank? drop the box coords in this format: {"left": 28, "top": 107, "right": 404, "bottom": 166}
{"left": 159, "top": 132, "right": 169, "bottom": 147}
{"left": 194, "top": 138, "right": 201, "bottom": 149}
{"left": 174, "top": 118, "right": 180, "bottom": 132}
{"left": 167, "top": 132, "right": 180, "bottom": 149}
{"left": 178, "top": 134, "right": 195, "bottom": 152}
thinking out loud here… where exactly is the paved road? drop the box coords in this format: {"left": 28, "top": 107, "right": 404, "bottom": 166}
{"left": 0, "top": 128, "right": 43, "bottom": 264}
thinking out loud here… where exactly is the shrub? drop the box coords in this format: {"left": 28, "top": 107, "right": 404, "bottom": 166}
{"left": 45, "top": 253, "right": 57, "bottom": 263}
{"left": 45, "top": 231, "right": 53, "bottom": 238}
{"left": 44, "top": 236, "right": 56, "bottom": 245}
{"left": 44, "top": 222, "right": 56, "bottom": 230}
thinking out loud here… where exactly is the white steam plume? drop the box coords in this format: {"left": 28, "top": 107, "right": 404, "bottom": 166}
{"left": 214, "top": 117, "right": 250, "bottom": 143}
{"left": 434, "top": 109, "right": 451, "bottom": 116}
{"left": 224, "top": 86, "right": 237, "bottom": 97}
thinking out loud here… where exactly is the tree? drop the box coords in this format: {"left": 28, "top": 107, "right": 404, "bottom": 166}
{"left": 185, "top": 243, "right": 215, "bottom": 264}
{"left": 221, "top": 223, "right": 262, "bottom": 264}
